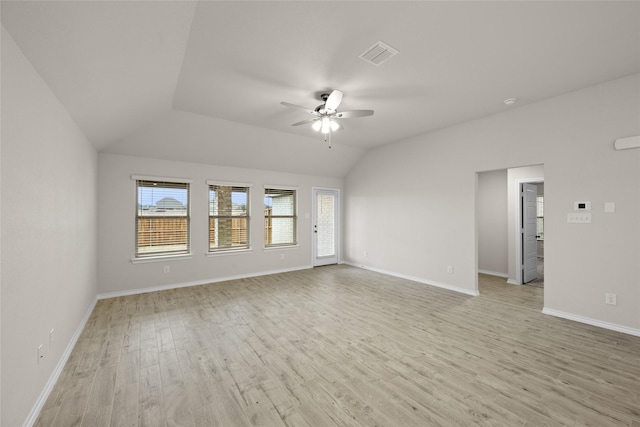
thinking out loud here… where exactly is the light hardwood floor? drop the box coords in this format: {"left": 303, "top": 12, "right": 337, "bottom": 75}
{"left": 35, "top": 266, "right": 640, "bottom": 426}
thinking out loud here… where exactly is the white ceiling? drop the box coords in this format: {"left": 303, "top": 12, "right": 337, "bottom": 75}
{"left": 2, "top": 1, "right": 639, "bottom": 177}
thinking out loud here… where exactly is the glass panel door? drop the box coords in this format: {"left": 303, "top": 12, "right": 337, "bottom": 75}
{"left": 313, "top": 189, "right": 338, "bottom": 266}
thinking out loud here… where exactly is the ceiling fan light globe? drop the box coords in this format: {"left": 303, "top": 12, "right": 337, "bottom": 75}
{"left": 330, "top": 121, "right": 340, "bottom": 132}
{"left": 320, "top": 117, "right": 332, "bottom": 134}
{"left": 311, "top": 120, "right": 322, "bottom": 132}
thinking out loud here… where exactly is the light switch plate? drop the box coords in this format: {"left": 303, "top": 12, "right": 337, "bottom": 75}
{"left": 567, "top": 213, "right": 591, "bottom": 223}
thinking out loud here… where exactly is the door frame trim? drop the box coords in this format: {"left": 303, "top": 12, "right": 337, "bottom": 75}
{"left": 311, "top": 187, "right": 340, "bottom": 266}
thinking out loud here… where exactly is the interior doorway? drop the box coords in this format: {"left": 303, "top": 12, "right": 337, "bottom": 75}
{"left": 526, "top": 183, "right": 544, "bottom": 287}
{"left": 512, "top": 167, "right": 544, "bottom": 286}
{"left": 520, "top": 182, "right": 544, "bottom": 287}
{"left": 476, "top": 165, "right": 545, "bottom": 293}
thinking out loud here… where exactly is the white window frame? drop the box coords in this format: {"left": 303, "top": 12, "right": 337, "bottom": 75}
{"left": 207, "top": 180, "right": 252, "bottom": 253}
{"left": 132, "top": 175, "right": 193, "bottom": 261}
{"left": 264, "top": 185, "right": 298, "bottom": 248}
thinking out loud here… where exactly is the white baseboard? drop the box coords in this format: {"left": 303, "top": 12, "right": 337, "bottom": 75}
{"left": 97, "top": 265, "right": 313, "bottom": 299}
{"left": 507, "top": 279, "right": 520, "bottom": 285}
{"left": 542, "top": 307, "right": 640, "bottom": 337}
{"left": 24, "top": 297, "right": 98, "bottom": 427}
{"left": 478, "top": 269, "right": 508, "bottom": 278}
{"left": 344, "top": 262, "right": 479, "bottom": 296}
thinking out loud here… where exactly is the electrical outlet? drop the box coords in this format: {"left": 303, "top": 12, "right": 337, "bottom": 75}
{"left": 605, "top": 293, "right": 617, "bottom": 305}
{"left": 163, "top": 265, "right": 170, "bottom": 274}
{"left": 364, "top": 250, "right": 367, "bottom": 258}
{"left": 280, "top": 254, "right": 285, "bottom": 261}
{"left": 447, "top": 266, "right": 453, "bottom": 274}
{"left": 49, "top": 329, "right": 55, "bottom": 349}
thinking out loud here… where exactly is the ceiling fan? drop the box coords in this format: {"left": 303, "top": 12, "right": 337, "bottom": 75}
{"left": 281, "top": 90, "right": 374, "bottom": 147}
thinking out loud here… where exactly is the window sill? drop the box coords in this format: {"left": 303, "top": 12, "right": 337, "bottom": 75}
{"left": 206, "top": 248, "right": 252, "bottom": 257}
{"left": 131, "top": 253, "right": 193, "bottom": 264}
{"left": 264, "top": 244, "right": 299, "bottom": 251}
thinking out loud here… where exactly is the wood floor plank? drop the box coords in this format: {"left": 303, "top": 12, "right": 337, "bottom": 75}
{"left": 81, "top": 363, "right": 117, "bottom": 426}
{"left": 163, "top": 383, "right": 195, "bottom": 427}
{"left": 138, "top": 364, "right": 163, "bottom": 427}
{"left": 191, "top": 381, "right": 253, "bottom": 427}
{"left": 33, "top": 266, "right": 640, "bottom": 426}
{"left": 110, "top": 383, "right": 138, "bottom": 427}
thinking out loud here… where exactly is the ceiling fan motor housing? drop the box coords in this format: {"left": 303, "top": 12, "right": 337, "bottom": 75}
{"left": 316, "top": 93, "right": 331, "bottom": 114}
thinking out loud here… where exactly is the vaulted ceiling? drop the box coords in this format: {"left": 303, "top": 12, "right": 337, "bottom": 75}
{"left": 3, "top": 1, "right": 639, "bottom": 177}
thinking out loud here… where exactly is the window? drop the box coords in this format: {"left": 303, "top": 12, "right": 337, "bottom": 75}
{"left": 264, "top": 188, "right": 297, "bottom": 247}
{"left": 209, "top": 184, "right": 250, "bottom": 251}
{"left": 135, "top": 179, "right": 190, "bottom": 257}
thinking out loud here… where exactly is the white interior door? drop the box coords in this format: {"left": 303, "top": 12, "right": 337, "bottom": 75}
{"left": 313, "top": 188, "right": 339, "bottom": 266}
{"left": 522, "top": 183, "right": 538, "bottom": 283}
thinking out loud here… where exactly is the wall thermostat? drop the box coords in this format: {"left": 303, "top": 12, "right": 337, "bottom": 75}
{"left": 574, "top": 201, "right": 591, "bottom": 211}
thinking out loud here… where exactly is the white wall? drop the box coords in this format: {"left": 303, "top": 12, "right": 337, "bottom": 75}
{"left": 345, "top": 74, "right": 640, "bottom": 332}
{"left": 1, "top": 28, "right": 98, "bottom": 427}
{"left": 477, "top": 169, "right": 508, "bottom": 276}
{"left": 98, "top": 153, "right": 343, "bottom": 295}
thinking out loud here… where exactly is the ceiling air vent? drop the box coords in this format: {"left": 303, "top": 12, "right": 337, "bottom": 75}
{"left": 359, "top": 41, "right": 398, "bottom": 66}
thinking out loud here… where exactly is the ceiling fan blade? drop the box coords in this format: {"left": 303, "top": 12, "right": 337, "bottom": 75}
{"left": 324, "top": 90, "right": 343, "bottom": 112}
{"left": 281, "top": 102, "right": 316, "bottom": 114}
{"left": 291, "top": 118, "right": 318, "bottom": 127}
{"left": 335, "top": 110, "right": 374, "bottom": 118}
